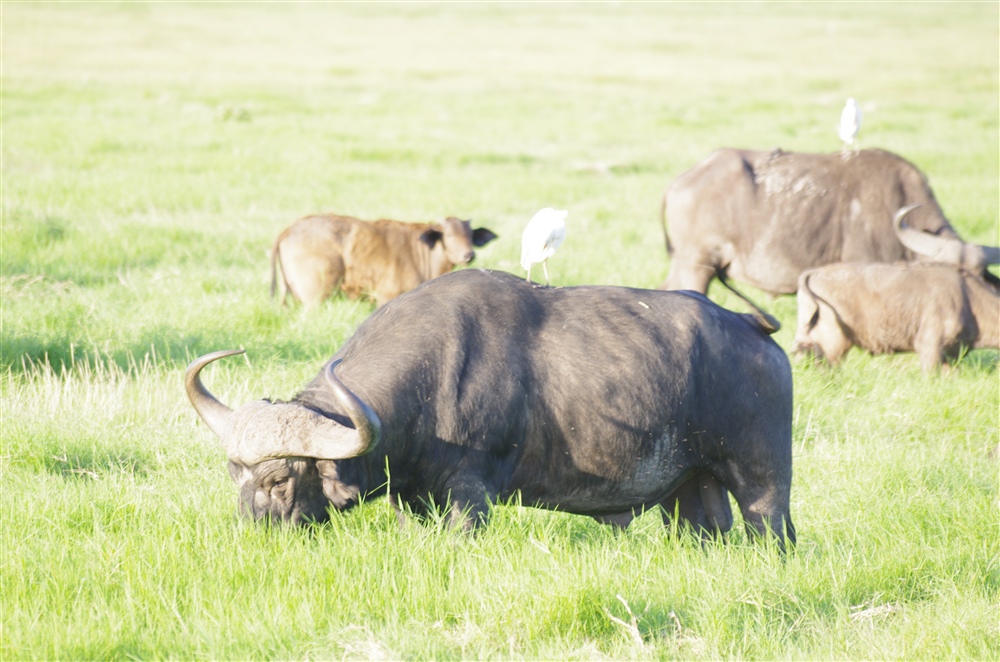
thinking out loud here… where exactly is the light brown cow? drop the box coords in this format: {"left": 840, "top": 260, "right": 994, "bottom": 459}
{"left": 270, "top": 215, "right": 497, "bottom": 307}
{"left": 791, "top": 206, "right": 999, "bottom": 372}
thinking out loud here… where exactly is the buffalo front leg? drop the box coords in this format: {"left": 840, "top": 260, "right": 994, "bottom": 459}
{"left": 661, "top": 252, "right": 716, "bottom": 294}
{"left": 442, "top": 477, "right": 492, "bottom": 532}
{"left": 660, "top": 472, "right": 734, "bottom": 540}
{"left": 387, "top": 493, "right": 410, "bottom": 529}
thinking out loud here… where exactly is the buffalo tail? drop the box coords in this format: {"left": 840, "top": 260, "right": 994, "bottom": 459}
{"left": 715, "top": 268, "right": 780, "bottom": 334}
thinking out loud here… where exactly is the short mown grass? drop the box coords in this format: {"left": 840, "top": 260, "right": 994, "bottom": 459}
{"left": 2, "top": 3, "right": 998, "bottom": 659}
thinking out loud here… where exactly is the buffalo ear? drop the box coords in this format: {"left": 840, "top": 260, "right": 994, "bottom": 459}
{"left": 227, "top": 459, "right": 253, "bottom": 487}
{"left": 419, "top": 228, "right": 444, "bottom": 249}
{"left": 472, "top": 228, "right": 498, "bottom": 247}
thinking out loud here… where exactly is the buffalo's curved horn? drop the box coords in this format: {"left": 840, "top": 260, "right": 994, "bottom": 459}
{"left": 185, "top": 349, "right": 245, "bottom": 438}
{"left": 186, "top": 351, "right": 381, "bottom": 464}
{"left": 895, "top": 204, "right": 1000, "bottom": 269}
{"left": 228, "top": 395, "right": 379, "bottom": 464}
{"left": 242, "top": 360, "right": 383, "bottom": 461}
{"left": 979, "top": 243, "right": 1000, "bottom": 266}
{"left": 320, "top": 359, "right": 382, "bottom": 457}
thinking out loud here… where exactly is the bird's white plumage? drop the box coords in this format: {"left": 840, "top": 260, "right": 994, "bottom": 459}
{"left": 838, "top": 97, "right": 862, "bottom": 148}
{"left": 520, "top": 207, "right": 567, "bottom": 284}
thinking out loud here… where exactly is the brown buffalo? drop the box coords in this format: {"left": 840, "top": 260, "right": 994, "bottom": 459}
{"left": 660, "top": 148, "right": 995, "bottom": 295}
{"left": 270, "top": 215, "right": 497, "bottom": 307}
{"left": 791, "top": 206, "right": 999, "bottom": 372}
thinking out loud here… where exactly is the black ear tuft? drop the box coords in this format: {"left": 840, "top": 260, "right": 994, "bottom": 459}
{"left": 472, "top": 228, "right": 498, "bottom": 247}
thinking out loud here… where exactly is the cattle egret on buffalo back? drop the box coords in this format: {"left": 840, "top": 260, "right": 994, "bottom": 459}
{"left": 838, "top": 97, "right": 862, "bottom": 151}
{"left": 521, "top": 207, "right": 567, "bottom": 285}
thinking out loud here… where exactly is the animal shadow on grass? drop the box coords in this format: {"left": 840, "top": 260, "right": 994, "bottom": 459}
{"left": 792, "top": 345, "right": 998, "bottom": 375}
{"left": 5, "top": 330, "right": 202, "bottom": 375}
{"left": 954, "top": 349, "right": 998, "bottom": 372}
{"left": 5, "top": 328, "right": 312, "bottom": 375}
{"left": 6, "top": 307, "right": 372, "bottom": 374}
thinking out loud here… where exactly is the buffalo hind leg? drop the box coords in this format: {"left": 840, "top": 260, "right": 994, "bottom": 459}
{"left": 791, "top": 273, "right": 821, "bottom": 358}
{"left": 592, "top": 511, "right": 637, "bottom": 530}
{"left": 793, "top": 274, "right": 853, "bottom": 365}
{"left": 914, "top": 323, "right": 949, "bottom": 374}
{"left": 661, "top": 253, "right": 716, "bottom": 294}
{"left": 289, "top": 254, "right": 344, "bottom": 309}
{"left": 730, "top": 483, "right": 795, "bottom": 551}
{"left": 660, "top": 472, "right": 734, "bottom": 541}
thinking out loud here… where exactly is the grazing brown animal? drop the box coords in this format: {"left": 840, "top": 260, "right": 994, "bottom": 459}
{"left": 791, "top": 206, "right": 1000, "bottom": 372}
{"left": 660, "top": 148, "right": 996, "bottom": 295}
{"left": 270, "top": 214, "right": 497, "bottom": 307}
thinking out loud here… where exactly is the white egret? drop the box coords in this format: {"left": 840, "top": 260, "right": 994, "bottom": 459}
{"left": 520, "top": 207, "right": 567, "bottom": 285}
{"left": 838, "top": 97, "right": 862, "bottom": 151}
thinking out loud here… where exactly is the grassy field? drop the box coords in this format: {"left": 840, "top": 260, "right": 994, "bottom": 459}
{"left": 2, "top": 3, "right": 998, "bottom": 659}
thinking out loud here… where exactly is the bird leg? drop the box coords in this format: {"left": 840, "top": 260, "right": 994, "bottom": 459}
{"left": 525, "top": 265, "right": 533, "bottom": 283}
{"left": 542, "top": 260, "right": 551, "bottom": 286}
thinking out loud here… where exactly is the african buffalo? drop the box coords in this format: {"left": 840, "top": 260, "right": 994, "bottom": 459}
{"left": 660, "top": 148, "right": 993, "bottom": 295}
{"left": 792, "top": 206, "right": 1000, "bottom": 372}
{"left": 270, "top": 214, "right": 497, "bottom": 307}
{"left": 186, "top": 269, "right": 795, "bottom": 546}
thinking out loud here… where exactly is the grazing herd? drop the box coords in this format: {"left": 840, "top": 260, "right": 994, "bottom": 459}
{"left": 187, "top": 143, "right": 998, "bottom": 540}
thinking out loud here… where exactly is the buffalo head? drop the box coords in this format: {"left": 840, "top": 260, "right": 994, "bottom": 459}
{"left": 419, "top": 216, "right": 498, "bottom": 267}
{"left": 184, "top": 350, "right": 381, "bottom": 524}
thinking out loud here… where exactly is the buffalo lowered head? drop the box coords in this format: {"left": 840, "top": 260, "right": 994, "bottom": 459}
{"left": 184, "top": 350, "right": 382, "bottom": 524}
{"left": 895, "top": 204, "right": 1000, "bottom": 275}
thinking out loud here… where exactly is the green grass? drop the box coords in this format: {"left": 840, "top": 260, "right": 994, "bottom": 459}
{"left": 2, "top": 3, "right": 998, "bottom": 659}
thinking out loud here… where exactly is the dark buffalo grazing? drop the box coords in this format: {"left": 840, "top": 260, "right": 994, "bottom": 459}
{"left": 186, "top": 269, "right": 796, "bottom": 546}
{"left": 660, "top": 147, "right": 995, "bottom": 295}
{"left": 792, "top": 206, "right": 1000, "bottom": 372}
{"left": 270, "top": 214, "right": 497, "bottom": 307}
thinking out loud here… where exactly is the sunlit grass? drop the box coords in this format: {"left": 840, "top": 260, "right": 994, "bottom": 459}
{"left": 2, "top": 2, "right": 998, "bottom": 659}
